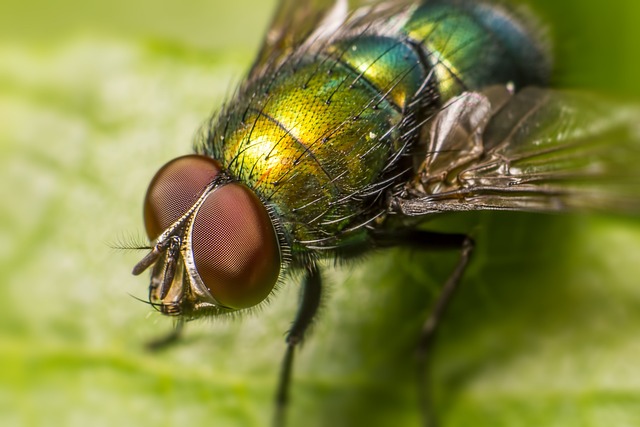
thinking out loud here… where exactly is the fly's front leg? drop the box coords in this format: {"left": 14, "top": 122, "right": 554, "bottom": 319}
{"left": 146, "top": 317, "right": 185, "bottom": 351}
{"left": 373, "top": 230, "right": 474, "bottom": 427}
{"left": 273, "top": 262, "right": 322, "bottom": 427}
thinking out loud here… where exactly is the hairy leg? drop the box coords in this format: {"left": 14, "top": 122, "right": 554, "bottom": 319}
{"left": 273, "top": 262, "right": 322, "bottom": 427}
{"left": 417, "top": 237, "right": 474, "bottom": 427}
{"left": 373, "top": 230, "right": 474, "bottom": 426}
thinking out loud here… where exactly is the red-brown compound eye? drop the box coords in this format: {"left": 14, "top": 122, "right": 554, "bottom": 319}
{"left": 191, "top": 183, "right": 281, "bottom": 309}
{"left": 144, "top": 155, "right": 222, "bottom": 240}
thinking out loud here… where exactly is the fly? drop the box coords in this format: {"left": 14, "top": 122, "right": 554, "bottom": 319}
{"left": 130, "top": 0, "right": 640, "bottom": 425}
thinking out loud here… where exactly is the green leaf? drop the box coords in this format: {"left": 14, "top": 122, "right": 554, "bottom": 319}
{"left": 1, "top": 1, "right": 640, "bottom": 427}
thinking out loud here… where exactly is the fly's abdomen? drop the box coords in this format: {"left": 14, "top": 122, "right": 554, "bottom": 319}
{"left": 327, "top": 35, "right": 429, "bottom": 109}
{"left": 330, "top": 1, "right": 550, "bottom": 109}
{"left": 401, "top": 1, "right": 549, "bottom": 100}
{"left": 206, "top": 0, "right": 550, "bottom": 246}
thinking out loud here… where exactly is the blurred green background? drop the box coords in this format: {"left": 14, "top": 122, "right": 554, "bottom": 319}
{"left": 1, "top": 1, "right": 640, "bottom": 427}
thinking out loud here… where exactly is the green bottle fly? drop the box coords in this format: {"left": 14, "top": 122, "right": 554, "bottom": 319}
{"left": 201, "top": 0, "right": 549, "bottom": 252}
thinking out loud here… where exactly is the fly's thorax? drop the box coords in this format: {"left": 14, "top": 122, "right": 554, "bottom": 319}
{"left": 134, "top": 155, "right": 286, "bottom": 318}
{"left": 207, "top": 54, "right": 406, "bottom": 245}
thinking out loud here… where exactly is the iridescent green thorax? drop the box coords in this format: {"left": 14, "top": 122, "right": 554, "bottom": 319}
{"left": 201, "top": 0, "right": 549, "bottom": 252}
{"left": 206, "top": 55, "right": 403, "bottom": 247}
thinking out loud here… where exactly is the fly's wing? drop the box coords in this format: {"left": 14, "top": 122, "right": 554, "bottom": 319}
{"left": 396, "top": 86, "right": 640, "bottom": 216}
{"left": 249, "top": 0, "right": 338, "bottom": 77}
{"left": 248, "top": 0, "right": 418, "bottom": 80}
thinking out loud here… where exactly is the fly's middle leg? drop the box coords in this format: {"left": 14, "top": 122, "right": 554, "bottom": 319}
{"left": 372, "top": 230, "right": 474, "bottom": 427}
{"left": 416, "top": 236, "right": 474, "bottom": 427}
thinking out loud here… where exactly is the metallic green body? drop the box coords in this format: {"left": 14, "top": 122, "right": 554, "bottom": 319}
{"left": 403, "top": 2, "right": 548, "bottom": 100}
{"left": 202, "top": 0, "right": 549, "bottom": 251}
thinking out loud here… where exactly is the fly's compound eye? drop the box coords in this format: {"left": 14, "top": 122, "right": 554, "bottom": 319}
{"left": 143, "top": 155, "right": 222, "bottom": 240}
{"left": 191, "top": 183, "right": 281, "bottom": 310}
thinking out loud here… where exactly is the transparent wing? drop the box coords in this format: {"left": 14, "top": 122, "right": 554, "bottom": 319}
{"left": 396, "top": 86, "right": 640, "bottom": 215}
{"left": 249, "top": 0, "right": 337, "bottom": 77}
{"left": 248, "top": 0, "right": 417, "bottom": 79}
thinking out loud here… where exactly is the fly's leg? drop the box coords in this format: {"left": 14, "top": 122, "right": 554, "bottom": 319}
{"left": 146, "top": 317, "right": 185, "bottom": 351}
{"left": 372, "top": 230, "right": 474, "bottom": 427}
{"left": 417, "top": 236, "right": 474, "bottom": 427}
{"left": 273, "top": 262, "right": 322, "bottom": 427}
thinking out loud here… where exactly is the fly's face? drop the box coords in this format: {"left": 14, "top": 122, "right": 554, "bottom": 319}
{"left": 133, "top": 155, "right": 283, "bottom": 317}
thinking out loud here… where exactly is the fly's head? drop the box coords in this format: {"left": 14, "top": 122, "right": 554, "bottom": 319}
{"left": 132, "top": 155, "right": 284, "bottom": 318}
